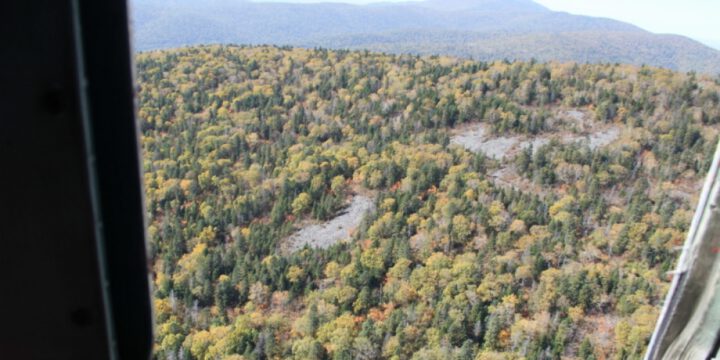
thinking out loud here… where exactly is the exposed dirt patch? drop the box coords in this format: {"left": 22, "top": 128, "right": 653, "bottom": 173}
{"left": 652, "top": 178, "right": 704, "bottom": 204}
{"left": 451, "top": 122, "right": 620, "bottom": 160}
{"left": 450, "top": 123, "right": 556, "bottom": 160}
{"left": 451, "top": 109, "right": 622, "bottom": 196}
{"left": 579, "top": 314, "right": 621, "bottom": 359}
{"left": 490, "top": 166, "right": 549, "bottom": 197}
{"left": 283, "top": 195, "right": 375, "bottom": 253}
{"left": 586, "top": 127, "right": 621, "bottom": 150}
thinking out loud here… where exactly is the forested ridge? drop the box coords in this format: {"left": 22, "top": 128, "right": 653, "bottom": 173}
{"left": 131, "top": 0, "right": 720, "bottom": 74}
{"left": 138, "top": 45, "right": 720, "bottom": 360}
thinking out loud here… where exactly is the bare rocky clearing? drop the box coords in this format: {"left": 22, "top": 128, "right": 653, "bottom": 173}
{"left": 283, "top": 195, "right": 375, "bottom": 253}
{"left": 451, "top": 109, "right": 622, "bottom": 196}
{"left": 450, "top": 122, "right": 620, "bottom": 161}
{"left": 490, "top": 166, "right": 549, "bottom": 196}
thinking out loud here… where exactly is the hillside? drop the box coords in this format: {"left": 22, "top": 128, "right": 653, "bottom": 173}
{"left": 130, "top": 0, "right": 720, "bottom": 74}
{"left": 140, "top": 45, "right": 720, "bottom": 359}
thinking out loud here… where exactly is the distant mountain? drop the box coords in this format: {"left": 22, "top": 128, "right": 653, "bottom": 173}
{"left": 130, "top": 0, "right": 720, "bottom": 74}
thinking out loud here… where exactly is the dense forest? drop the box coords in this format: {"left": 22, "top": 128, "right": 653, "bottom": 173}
{"left": 137, "top": 45, "right": 720, "bottom": 360}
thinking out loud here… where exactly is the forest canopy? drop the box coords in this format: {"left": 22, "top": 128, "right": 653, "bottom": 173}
{"left": 137, "top": 45, "right": 720, "bottom": 360}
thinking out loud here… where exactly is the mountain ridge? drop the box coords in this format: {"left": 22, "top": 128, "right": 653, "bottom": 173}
{"left": 131, "top": 0, "right": 720, "bottom": 73}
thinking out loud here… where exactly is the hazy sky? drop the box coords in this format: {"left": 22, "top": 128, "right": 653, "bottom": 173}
{"left": 253, "top": 0, "right": 720, "bottom": 50}
{"left": 536, "top": 0, "right": 719, "bottom": 49}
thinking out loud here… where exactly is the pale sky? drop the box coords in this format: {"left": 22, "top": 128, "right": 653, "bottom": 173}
{"left": 535, "top": 0, "right": 719, "bottom": 50}
{"left": 253, "top": 0, "right": 720, "bottom": 50}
